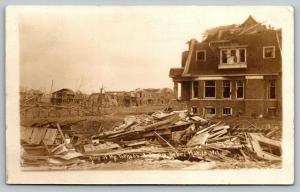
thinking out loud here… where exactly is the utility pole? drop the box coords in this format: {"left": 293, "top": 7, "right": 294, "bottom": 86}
{"left": 50, "top": 80, "right": 54, "bottom": 94}
{"left": 97, "top": 84, "right": 103, "bottom": 115}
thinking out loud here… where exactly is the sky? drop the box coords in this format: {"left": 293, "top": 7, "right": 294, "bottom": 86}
{"left": 18, "top": 6, "right": 288, "bottom": 94}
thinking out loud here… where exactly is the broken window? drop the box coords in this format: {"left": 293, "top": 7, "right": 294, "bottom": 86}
{"left": 204, "top": 80, "right": 216, "bottom": 98}
{"left": 239, "top": 49, "right": 246, "bottom": 62}
{"left": 222, "top": 80, "right": 231, "bottom": 98}
{"left": 196, "top": 50, "right": 206, "bottom": 61}
{"left": 192, "top": 81, "right": 199, "bottom": 98}
{"left": 263, "top": 46, "right": 275, "bottom": 58}
{"left": 204, "top": 107, "right": 215, "bottom": 115}
{"left": 222, "top": 50, "right": 227, "bottom": 63}
{"left": 269, "top": 80, "right": 276, "bottom": 99}
{"left": 220, "top": 48, "right": 246, "bottom": 64}
{"left": 236, "top": 80, "right": 244, "bottom": 99}
{"left": 191, "top": 106, "right": 198, "bottom": 114}
{"left": 223, "top": 107, "right": 232, "bottom": 115}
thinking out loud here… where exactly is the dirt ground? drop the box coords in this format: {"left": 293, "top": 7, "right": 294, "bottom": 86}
{"left": 22, "top": 159, "right": 281, "bottom": 171}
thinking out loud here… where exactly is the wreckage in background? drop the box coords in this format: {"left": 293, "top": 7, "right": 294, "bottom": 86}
{"left": 20, "top": 87, "right": 175, "bottom": 118}
{"left": 20, "top": 109, "right": 282, "bottom": 169}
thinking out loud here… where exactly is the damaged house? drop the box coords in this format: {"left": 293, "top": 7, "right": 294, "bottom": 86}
{"left": 135, "top": 88, "right": 174, "bottom": 106}
{"left": 51, "top": 88, "right": 76, "bottom": 105}
{"left": 169, "top": 16, "right": 282, "bottom": 118}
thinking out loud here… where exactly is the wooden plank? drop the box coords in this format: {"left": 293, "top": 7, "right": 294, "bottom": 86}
{"left": 154, "top": 132, "right": 177, "bottom": 151}
{"left": 56, "top": 123, "right": 66, "bottom": 143}
{"left": 21, "top": 127, "right": 33, "bottom": 143}
{"left": 29, "top": 128, "right": 47, "bottom": 145}
{"left": 186, "top": 132, "right": 210, "bottom": 147}
{"left": 43, "top": 129, "right": 58, "bottom": 145}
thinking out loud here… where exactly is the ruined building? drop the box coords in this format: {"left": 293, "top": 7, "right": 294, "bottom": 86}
{"left": 169, "top": 16, "right": 282, "bottom": 118}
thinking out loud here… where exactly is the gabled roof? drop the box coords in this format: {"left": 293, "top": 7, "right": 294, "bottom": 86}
{"left": 241, "top": 15, "right": 258, "bottom": 28}
{"left": 202, "top": 16, "right": 266, "bottom": 42}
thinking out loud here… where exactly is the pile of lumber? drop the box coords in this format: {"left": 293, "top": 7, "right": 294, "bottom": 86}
{"left": 20, "top": 110, "right": 282, "bottom": 168}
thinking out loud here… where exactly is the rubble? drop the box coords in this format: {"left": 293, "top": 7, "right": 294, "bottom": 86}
{"left": 20, "top": 109, "right": 282, "bottom": 169}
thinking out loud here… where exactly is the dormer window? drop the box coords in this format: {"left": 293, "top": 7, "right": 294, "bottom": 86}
{"left": 221, "top": 48, "right": 246, "bottom": 64}
{"left": 218, "top": 47, "right": 247, "bottom": 69}
{"left": 196, "top": 50, "right": 206, "bottom": 61}
{"left": 263, "top": 46, "right": 275, "bottom": 59}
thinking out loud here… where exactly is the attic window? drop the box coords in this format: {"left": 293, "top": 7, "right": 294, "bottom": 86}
{"left": 263, "top": 46, "right": 275, "bottom": 59}
{"left": 196, "top": 50, "right": 206, "bottom": 61}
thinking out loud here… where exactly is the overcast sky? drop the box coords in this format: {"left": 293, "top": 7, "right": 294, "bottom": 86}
{"left": 19, "top": 6, "right": 288, "bottom": 93}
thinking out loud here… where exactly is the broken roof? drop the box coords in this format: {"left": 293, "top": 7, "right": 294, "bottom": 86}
{"left": 202, "top": 16, "right": 268, "bottom": 42}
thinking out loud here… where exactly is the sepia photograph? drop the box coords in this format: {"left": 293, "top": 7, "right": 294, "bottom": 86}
{"left": 5, "top": 6, "right": 294, "bottom": 184}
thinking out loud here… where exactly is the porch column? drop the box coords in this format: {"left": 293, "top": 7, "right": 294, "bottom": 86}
{"left": 173, "top": 82, "right": 178, "bottom": 99}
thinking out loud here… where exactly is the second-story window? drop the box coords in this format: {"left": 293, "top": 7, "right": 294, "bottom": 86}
{"left": 221, "top": 48, "right": 246, "bottom": 64}
{"left": 236, "top": 80, "right": 244, "bottom": 99}
{"left": 204, "top": 80, "right": 215, "bottom": 98}
{"left": 196, "top": 50, "right": 206, "bottom": 61}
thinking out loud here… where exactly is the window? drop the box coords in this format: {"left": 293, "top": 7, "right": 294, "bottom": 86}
{"left": 196, "top": 50, "right": 206, "bottom": 61}
{"left": 223, "top": 107, "right": 232, "bottom": 115}
{"left": 192, "top": 81, "right": 199, "bottom": 98}
{"left": 268, "top": 107, "right": 277, "bottom": 117}
{"left": 263, "top": 46, "right": 275, "bottom": 58}
{"left": 269, "top": 80, "right": 276, "bottom": 99}
{"left": 221, "top": 48, "right": 246, "bottom": 64}
{"left": 239, "top": 49, "right": 246, "bottom": 62}
{"left": 204, "top": 107, "right": 216, "bottom": 115}
{"left": 204, "top": 80, "right": 216, "bottom": 98}
{"left": 236, "top": 81, "right": 244, "bottom": 99}
{"left": 222, "top": 80, "right": 231, "bottom": 98}
{"left": 191, "top": 106, "right": 198, "bottom": 114}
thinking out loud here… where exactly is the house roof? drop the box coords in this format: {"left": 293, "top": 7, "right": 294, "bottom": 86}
{"left": 52, "top": 88, "right": 75, "bottom": 95}
{"left": 203, "top": 16, "right": 266, "bottom": 42}
{"left": 169, "top": 68, "right": 184, "bottom": 78}
{"left": 27, "top": 89, "right": 43, "bottom": 95}
{"left": 240, "top": 15, "right": 258, "bottom": 28}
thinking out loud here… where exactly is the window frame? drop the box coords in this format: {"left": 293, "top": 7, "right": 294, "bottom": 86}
{"left": 191, "top": 106, "right": 198, "bottom": 114}
{"left": 204, "top": 80, "right": 216, "bottom": 99}
{"left": 223, "top": 107, "right": 232, "bottom": 115}
{"left": 268, "top": 80, "right": 276, "bottom": 99}
{"left": 204, "top": 106, "right": 216, "bottom": 115}
{"left": 222, "top": 80, "right": 232, "bottom": 99}
{"left": 220, "top": 48, "right": 247, "bottom": 65}
{"left": 263, "top": 46, "right": 276, "bottom": 59}
{"left": 196, "top": 50, "right": 206, "bottom": 61}
{"left": 236, "top": 80, "right": 244, "bottom": 99}
{"left": 267, "top": 107, "right": 277, "bottom": 117}
{"left": 191, "top": 81, "right": 199, "bottom": 98}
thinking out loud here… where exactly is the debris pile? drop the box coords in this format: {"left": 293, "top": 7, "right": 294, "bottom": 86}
{"left": 21, "top": 110, "right": 282, "bottom": 169}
